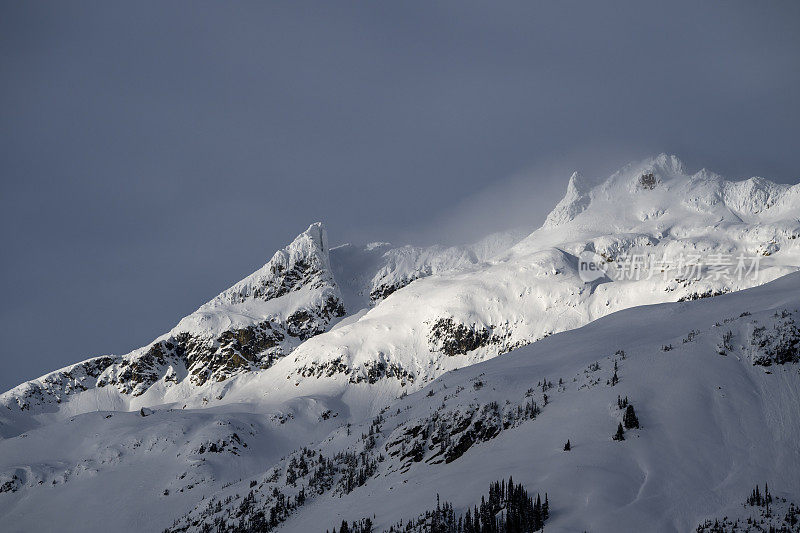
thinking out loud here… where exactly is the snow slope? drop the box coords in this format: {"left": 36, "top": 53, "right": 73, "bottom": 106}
{"left": 171, "top": 272, "right": 800, "bottom": 532}
{"left": 2, "top": 269, "right": 798, "bottom": 532}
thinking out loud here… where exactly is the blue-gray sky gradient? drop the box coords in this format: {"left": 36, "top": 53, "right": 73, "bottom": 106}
{"left": 1, "top": 1, "right": 799, "bottom": 391}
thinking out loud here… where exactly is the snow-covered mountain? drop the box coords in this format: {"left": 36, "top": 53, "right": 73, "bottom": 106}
{"left": 0, "top": 224, "right": 523, "bottom": 437}
{"left": 1, "top": 155, "right": 799, "bottom": 532}
{"left": 274, "top": 155, "right": 799, "bottom": 397}
{"left": 169, "top": 271, "right": 800, "bottom": 533}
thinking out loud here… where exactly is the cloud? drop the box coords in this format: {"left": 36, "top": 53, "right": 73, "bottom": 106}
{"left": 392, "top": 146, "right": 649, "bottom": 247}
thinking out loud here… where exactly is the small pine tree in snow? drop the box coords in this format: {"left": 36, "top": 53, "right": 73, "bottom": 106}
{"left": 564, "top": 439, "right": 571, "bottom": 451}
{"left": 613, "top": 422, "right": 625, "bottom": 441}
{"left": 544, "top": 493, "right": 549, "bottom": 520}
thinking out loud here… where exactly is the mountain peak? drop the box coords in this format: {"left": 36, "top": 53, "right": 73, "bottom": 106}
{"left": 296, "top": 221, "right": 328, "bottom": 254}
{"left": 207, "top": 222, "right": 334, "bottom": 308}
{"left": 543, "top": 171, "right": 594, "bottom": 227}
{"left": 544, "top": 154, "right": 796, "bottom": 229}
{"left": 649, "top": 152, "right": 685, "bottom": 175}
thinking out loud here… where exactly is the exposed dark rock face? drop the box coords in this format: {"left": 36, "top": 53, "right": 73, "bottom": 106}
{"left": 286, "top": 296, "right": 345, "bottom": 340}
{"left": 349, "top": 360, "right": 414, "bottom": 386}
{"left": 231, "top": 258, "right": 328, "bottom": 304}
{"left": 297, "top": 356, "right": 351, "bottom": 379}
{"left": 678, "top": 288, "right": 730, "bottom": 302}
{"left": 369, "top": 274, "right": 423, "bottom": 302}
{"left": 639, "top": 172, "right": 657, "bottom": 190}
{"left": 3, "top": 317, "right": 334, "bottom": 410}
{"left": 296, "top": 357, "right": 415, "bottom": 386}
{"left": 428, "top": 318, "right": 510, "bottom": 357}
{"left": 99, "top": 340, "right": 184, "bottom": 395}
{"left": 217, "top": 323, "right": 284, "bottom": 368}
{"left": 184, "top": 296, "right": 345, "bottom": 386}
{"left": 185, "top": 322, "right": 285, "bottom": 387}
{"left": 99, "top": 301, "right": 348, "bottom": 392}
{"left": 193, "top": 432, "right": 245, "bottom": 456}
{"left": 8, "top": 356, "right": 116, "bottom": 411}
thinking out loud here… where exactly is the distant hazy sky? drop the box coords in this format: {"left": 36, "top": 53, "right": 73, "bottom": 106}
{"left": 1, "top": 1, "right": 799, "bottom": 391}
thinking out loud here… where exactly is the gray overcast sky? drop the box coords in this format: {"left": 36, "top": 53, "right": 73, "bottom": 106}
{"left": 1, "top": 1, "right": 799, "bottom": 391}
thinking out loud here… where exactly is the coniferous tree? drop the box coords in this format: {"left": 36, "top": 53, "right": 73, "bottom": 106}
{"left": 564, "top": 439, "right": 571, "bottom": 451}
{"left": 623, "top": 405, "right": 639, "bottom": 429}
{"left": 543, "top": 493, "right": 549, "bottom": 520}
{"left": 613, "top": 422, "right": 625, "bottom": 441}
{"left": 346, "top": 477, "right": 550, "bottom": 533}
